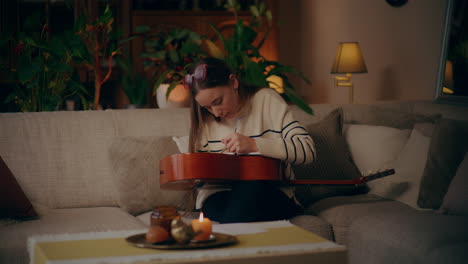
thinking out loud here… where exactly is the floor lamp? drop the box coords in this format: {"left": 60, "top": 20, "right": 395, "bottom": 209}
{"left": 331, "top": 42, "right": 367, "bottom": 104}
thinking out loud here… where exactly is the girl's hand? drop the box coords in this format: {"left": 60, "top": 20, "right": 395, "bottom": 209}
{"left": 221, "top": 133, "right": 258, "bottom": 154}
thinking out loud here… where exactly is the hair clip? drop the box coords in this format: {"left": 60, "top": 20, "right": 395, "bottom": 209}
{"left": 184, "top": 64, "right": 207, "bottom": 89}
{"left": 193, "top": 64, "right": 207, "bottom": 82}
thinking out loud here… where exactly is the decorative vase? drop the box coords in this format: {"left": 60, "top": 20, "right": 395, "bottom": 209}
{"left": 156, "top": 84, "right": 190, "bottom": 108}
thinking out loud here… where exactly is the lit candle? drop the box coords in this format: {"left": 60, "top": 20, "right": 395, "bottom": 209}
{"left": 191, "top": 212, "right": 212, "bottom": 241}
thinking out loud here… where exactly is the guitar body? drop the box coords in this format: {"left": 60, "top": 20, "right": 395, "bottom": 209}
{"left": 160, "top": 153, "right": 283, "bottom": 190}
{"left": 159, "top": 153, "right": 395, "bottom": 190}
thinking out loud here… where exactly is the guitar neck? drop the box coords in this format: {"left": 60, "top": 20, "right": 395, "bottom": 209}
{"left": 288, "top": 169, "right": 395, "bottom": 185}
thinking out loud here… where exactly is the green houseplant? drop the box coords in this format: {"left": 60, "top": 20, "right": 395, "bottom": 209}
{"left": 205, "top": 0, "right": 313, "bottom": 114}
{"left": 74, "top": 4, "right": 121, "bottom": 110}
{"left": 1, "top": 11, "right": 87, "bottom": 112}
{"left": 138, "top": 25, "right": 207, "bottom": 100}
{"left": 116, "top": 55, "right": 149, "bottom": 107}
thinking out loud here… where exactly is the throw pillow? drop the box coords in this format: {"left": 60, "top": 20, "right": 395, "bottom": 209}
{"left": 0, "top": 155, "right": 38, "bottom": 220}
{"left": 108, "top": 136, "right": 190, "bottom": 216}
{"left": 172, "top": 136, "right": 189, "bottom": 153}
{"left": 345, "top": 124, "right": 412, "bottom": 175}
{"left": 418, "top": 118, "right": 468, "bottom": 209}
{"left": 439, "top": 152, "right": 468, "bottom": 216}
{"left": 368, "top": 126, "right": 432, "bottom": 209}
{"left": 342, "top": 104, "right": 441, "bottom": 129}
{"left": 294, "top": 108, "right": 366, "bottom": 207}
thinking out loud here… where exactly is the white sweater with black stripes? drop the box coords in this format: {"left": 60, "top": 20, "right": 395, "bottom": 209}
{"left": 195, "top": 88, "right": 316, "bottom": 209}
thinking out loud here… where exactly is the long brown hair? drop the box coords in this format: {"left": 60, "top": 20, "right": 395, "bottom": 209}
{"left": 187, "top": 57, "right": 260, "bottom": 152}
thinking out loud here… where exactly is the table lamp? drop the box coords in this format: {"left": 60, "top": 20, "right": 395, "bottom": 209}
{"left": 331, "top": 42, "right": 367, "bottom": 103}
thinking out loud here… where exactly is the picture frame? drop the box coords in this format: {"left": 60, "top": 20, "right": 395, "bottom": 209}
{"left": 435, "top": 0, "right": 468, "bottom": 106}
{"left": 434, "top": 0, "right": 468, "bottom": 106}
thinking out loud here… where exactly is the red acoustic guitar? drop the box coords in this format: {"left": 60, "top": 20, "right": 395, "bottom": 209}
{"left": 159, "top": 153, "right": 395, "bottom": 190}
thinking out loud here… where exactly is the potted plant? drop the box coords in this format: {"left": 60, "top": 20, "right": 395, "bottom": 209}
{"left": 1, "top": 11, "right": 87, "bottom": 112}
{"left": 138, "top": 25, "right": 206, "bottom": 108}
{"left": 205, "top": 0, "right": 313, "bottom": 114}
{"left": 116, "top": 54, "right": 149, "bottom": 108}
{"left": 74, "top": 4, "right": 121, "bottom": 110}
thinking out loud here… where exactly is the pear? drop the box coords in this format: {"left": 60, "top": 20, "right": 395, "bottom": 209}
{"left": 170, "top": 217, "right": 197, "bottom": 244}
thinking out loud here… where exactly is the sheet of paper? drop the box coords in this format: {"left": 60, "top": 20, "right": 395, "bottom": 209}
{"left": 221, "top": 152, "right": 261, "bottom": 155}
{"left": 212, "top": 223, "right": 266, "bottom": 235}
{"left": 212, "top": 220, "right": 293, "bottom": 235}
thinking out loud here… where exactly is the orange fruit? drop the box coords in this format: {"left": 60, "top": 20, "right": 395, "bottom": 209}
{"left": 145, "top": 226, "right": 169, "bottom": 243}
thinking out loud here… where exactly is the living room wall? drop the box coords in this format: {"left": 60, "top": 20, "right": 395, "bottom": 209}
{"left": 278, "top": 0, "right": 448, "bottom": 104}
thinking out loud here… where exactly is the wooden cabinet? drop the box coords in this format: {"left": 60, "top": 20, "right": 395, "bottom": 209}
{"left": 131, "top": 10, "right": 275, "bottom": 71}
{"left": 129, "top": 3, "right": 278, "bottom": 70}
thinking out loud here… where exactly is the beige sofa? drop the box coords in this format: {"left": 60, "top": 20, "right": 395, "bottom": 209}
{"left": 1, "top": 101, "right": 467, "bottom": 264}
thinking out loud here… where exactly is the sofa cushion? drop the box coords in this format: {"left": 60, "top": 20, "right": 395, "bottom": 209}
{"left": 347, "top": 211, "right": 468, "bottom": 264}
{"left": 291, "top": 103, "right": 439, "bottom": 131}
{"left": 110, "top": 108, "right": 190, "bottom": 137}
{"left": 108, "top": 136, "right": 190, "bottom": 216}
{"left": 306, "top": 194, "right": 415, "bottom": 245}
{"left": 418, "top": 118, "right": 468, "bottom": 209}
{"left": 0, "top": 156, "right": 38, "bottom": 220}
{"left": 0, "top": 207, "right": 146, "bottom": 264}
{"left": 367, "top": 125, "right": 432, "bottom": 209}
{"left": 289, "top": 214, "right": 334, "bottom": 242}
{"left": 439, "top": 152, "right": 468, "bottom": 216}
{"left": 341, "top": 104, "right": 440, "bottom": 129}
{"left": 0, "top": 111, "right": 119, "bottom": 209}
{"left": 0, "top": 109, "right": 192, "bottom": 211}
{"left": 425, "top": 243, "right": 468, "bottom": 264}
{"left": 344, "top": 124, "right": 412, "bottom": 174}
{"left": 294, "top": 108, "right": 366, "bottom": 207}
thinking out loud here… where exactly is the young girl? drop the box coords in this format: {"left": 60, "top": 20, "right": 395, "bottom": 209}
{"left": 185, "top": 57, "right": 316, "bottom": 223}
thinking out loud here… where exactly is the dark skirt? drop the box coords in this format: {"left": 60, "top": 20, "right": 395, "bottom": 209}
{"left": 201, "top": 181, "right": 303, "bottom": 223}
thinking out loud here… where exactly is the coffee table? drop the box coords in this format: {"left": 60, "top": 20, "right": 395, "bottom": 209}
{"left": 29, "top": 221, "right": 346, "bottom": 264}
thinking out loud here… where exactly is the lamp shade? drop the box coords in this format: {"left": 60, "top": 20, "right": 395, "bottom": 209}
{"left": 443, "top": 59, "right": 453, "bottom": 88}
{"left": 331, "top": 42, "right": 368, "bottom": 73}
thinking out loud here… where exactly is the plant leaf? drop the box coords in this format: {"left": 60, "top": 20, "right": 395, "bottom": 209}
{"left": 168, "top": 49, "right": 179, "bottom": 63}
{"left": 17, "top": 55, "right": 40, "bottom": 83}
{"left": 283, "top": 86, "right": 313, "bottom": 115}
{"left": 166, "top": 81, "right": 179, "bottom": 98}
{"left": 242, "top": 57, "right": 267, "bottom": 87}
{"left": 203, "top": 39, "right": 224, "bottom": 59}
{"left": 116, "top": 57, "right": 131, "bottom": 74}
{"left": 153, "top": 69, "right": 171, "bottom": 95}
{"left": 250, "top": 6, "right": 260, "bottom": 18}
{"left": 208, "top": 23, "right": 226, "bottom": 53}
{"left": 265, "top": 10, "right": 273, "bottom": 24}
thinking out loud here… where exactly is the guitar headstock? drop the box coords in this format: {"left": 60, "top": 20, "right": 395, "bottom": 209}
{"left": 361, "top": 168, "right": 396, "bottom": 183}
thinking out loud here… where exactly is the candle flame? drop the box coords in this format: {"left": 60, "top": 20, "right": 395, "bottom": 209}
{"left": 199, "top": 212, "right": 204, "bottom": 222}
